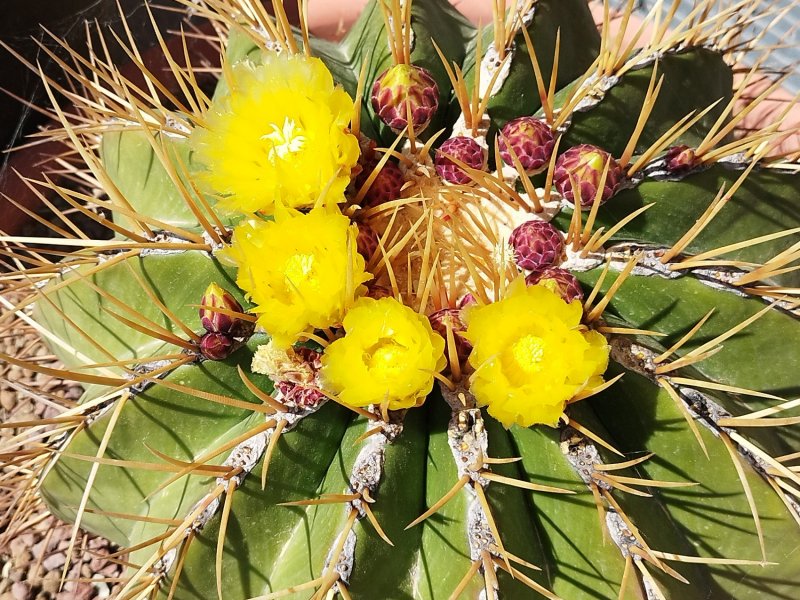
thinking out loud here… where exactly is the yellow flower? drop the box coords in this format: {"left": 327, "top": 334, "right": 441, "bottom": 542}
{"left": 225, "top": 204, "right": 370, "bottom": 347}
{"left": 465, "top": 278, "right": 609, "bottom": 428}
{"left": 193, "top": 52, "right": 359, "bottom": 214}
{"left": 321, "top": 297, "right": 446, "bottom": 410}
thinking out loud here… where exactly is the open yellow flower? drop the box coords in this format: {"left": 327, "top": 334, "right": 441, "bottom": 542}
{"left": 321, "top": 297, "right": 446, "bottom": 410}
{"left": 465, "top": 278, "right": 609, "bottom": 428}
{"left": 225, "top": 204, "right": 370, "bottom": 347}
{"left": 193, "top": 52, "right": 359, "bottom": 214}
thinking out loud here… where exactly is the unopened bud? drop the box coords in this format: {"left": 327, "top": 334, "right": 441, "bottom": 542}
{"left": 428, "top": 308, "right": 472, "bottom": 367}
{"left": 356, "top": 222, "right": 380, "bottom": 260}
{"left": 498, "top": 117, "right": 555, "bottom": 173}
{"left": 363, "top": 161, "right": 405, "bottom": 207}
{"left": 509, "top": 220, "right": 564, "bottom": 271}
{"left": 351, "top": 135, "right": 379, "bottom": 190}
{"left": 526, "top": 267, "right": 584, "bottom": 303}
{"left": 371, "top": 64, "right": 439, "bottom": 134}
{"left": 664, "top": 145, "right": 701, "bottom": 175}
{"left": 367, "top": 283, "right": 394, "bottom": 300}
{"left": 435, "top": 136, "right": 487, "bottom": 185}
{"left": 199, "top": 283, "right": 249, "bottom": 336}
{"left": 553, "top": 144, "right": 623, "bottom": 208}
{"left": 200, "top": 332, "right": 234, "bottom": 361}
{"left": 458, "top": 293, "right": 477, "bottom": 308}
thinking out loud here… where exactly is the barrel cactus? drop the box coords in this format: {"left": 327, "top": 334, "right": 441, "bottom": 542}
{"left": 2, "top": 0, "right": 800, "bottom": 598}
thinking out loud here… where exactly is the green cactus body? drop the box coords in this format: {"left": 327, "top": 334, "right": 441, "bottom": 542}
{"left": 3, "top": 1, "right": 800, "bottom": 599}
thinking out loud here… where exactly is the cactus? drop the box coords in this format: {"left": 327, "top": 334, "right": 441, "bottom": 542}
{"left": 1, "top": 1, "right": 800, "bottom": 599}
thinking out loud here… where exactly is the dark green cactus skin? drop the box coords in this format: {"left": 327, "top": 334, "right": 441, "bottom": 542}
{"left": 32, "top": 1, "right": 800, "bottom": 599}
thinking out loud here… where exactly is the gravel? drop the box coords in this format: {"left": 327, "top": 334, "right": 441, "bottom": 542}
{"left": 0, "top": 290, "right": 122, "bottom": 600}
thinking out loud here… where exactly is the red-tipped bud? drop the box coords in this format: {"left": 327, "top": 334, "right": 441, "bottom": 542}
{"left": 435, "top": 136, "right": 486, "bottom": 185}
{"left": 356, "top": 222, "right": 380, "bottom": 260}
{"left": 458, "top": 293, "right": 477, "bottom": 308}
{"left": 553, "top": 144, "right": 624, "bottom": 208}
{"left": 366, "top": 284, "right": 394, "bottom": 299}
{"left": 428, "top": 308, "right": 472, "bottom": 366}
{"left": 509, "top": 220, "right": 564, "bottom": 271}
{"left": 664, "top": 145, "right": 701, "bottom": 175}
{"left": 526, "top": 268, "right": 584, "bottom": 303}
{"left": 200, "top": 332, "right": 234, "bottom": 361}
{"left": 363, "top": 160, "right": 405, "bottom": 207}
{"left": 199, "top": 283, "right": 250, "bottom": 337}
{"left": 498, "top": 117, "right": 555, "bottom": 172}
{"left": 358, "top": 134, "right": 379, "bottom": 163}
{"left": 371, "top": 64, "right": 439, "bottom": 133}
{"left": 351, "top": 136, "right": 379, "bottom": 188}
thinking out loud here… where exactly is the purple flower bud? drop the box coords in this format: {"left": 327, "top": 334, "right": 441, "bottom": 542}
{"left": 371, "top": 64, "right": 439, "bottom": 134}
{"left": 458, "top": 293, "right": 477, "bottom": 308}
{"left": 199, "top": 283, "right": 251, "bottom": 337}
{"left": 509, "top": 220, "right": 564, "bottom": 271}
{"left": 428, "top": 308, "right": 472, "bottom": 366}
{"left": 525, "top": 267, "right": 584, "bottom": 303}
{"left": 366, "top": 284, "right": 394, "bottom": 300}
{"left": 664, "top": 145, "right": 701, "bottom": 175}
{"left": 200, "top": 332, "right": 234, "bottom": 361}
{"left": 553, "top": 144, "right": 624, "bottom": 208}
{"left": 435, "top": 136, "right": 487, "bottom": 185}
{"left": 498, "top": 117, "right": 555, "bottom": 172}
{"left": 363, "top": 161, "right": 405, "bottom": 207}
{"left": 351, "top": 135, "right": 379, "bottom": 189}
{"left": 356, "top": 222, "right": 380, "bottom": 260}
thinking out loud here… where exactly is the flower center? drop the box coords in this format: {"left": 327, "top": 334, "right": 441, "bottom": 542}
{"left": 263, "top": 117, "right": 306, "bottom": 161}
{"left": 511, "top": 334, "right": 547, "bottom": 374}
{"left": 284, "top": 253, "right": 317, "bottom": 290}
{"left": 365, "top": 338, "right": 407, "bottom": 377}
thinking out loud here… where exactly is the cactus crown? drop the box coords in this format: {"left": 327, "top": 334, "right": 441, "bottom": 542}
{"left": 1, "top": 1, "right": 800, "bottom": 599}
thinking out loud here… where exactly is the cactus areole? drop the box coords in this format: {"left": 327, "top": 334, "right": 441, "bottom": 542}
{"left": 4, "top": 1, "right": 800, "bottom": 600}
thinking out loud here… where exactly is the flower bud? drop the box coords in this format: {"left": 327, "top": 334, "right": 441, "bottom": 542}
{"left": 428, "top": 308, "right": 472, "bottom": 366}
{"left": 435, "top": 136, "right": 487, "bottom": 185}
{"left": 525, "top": 268, "right": 584, "bottom": 303}
{"left": 371, "top": 64, "right": 439, "bottom": 134}
{"left": 498, "top": 117, "right": 555, "bottom": 172}
{"left": 509, "top": 220, "right": 564, "bottom": 271}
{"left": 356, "top": 222, "right": 380, "bottom": 260}
{"left": 367, "top": 283, "right": 394, "bottom": 300}
{"left": 664, "top": 145, "right": 701, "bottom": 175}
{"left": 350, "top": 135, "right": 379, "bottom": 189}
{"left": 553, "top": 144, "right": 623, "bottom": 208}
{"left": 199, "top": 283, "right": 250, "bottom": 336}
{"left": 200, "top": 332, "right": 234, "bottom": 361}
{"left": 358, "top": 134, "right": 379, "bottom": 163}
{"left": 458, "top": 293, "right": 477, "bottom": 308}
{"left": 363, "top": 160, "right": 405, "bottom": 207}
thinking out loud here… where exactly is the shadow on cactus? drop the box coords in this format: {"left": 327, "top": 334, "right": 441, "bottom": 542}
{"left": 1, "top": 0, "right": 800, "bottom": 598}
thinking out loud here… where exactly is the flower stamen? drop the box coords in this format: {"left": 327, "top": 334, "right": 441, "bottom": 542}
{"left": 511, "top": 334, "right": 546, "bottom": 374}
{"left": 284, "top": 253, "right": 317, "bottom": 290}
{"left": 263, "top": 117, "right": 306, "bottom": 162}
